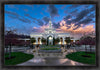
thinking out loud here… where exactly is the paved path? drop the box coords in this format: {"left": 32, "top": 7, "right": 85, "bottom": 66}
{"left": 17, "top": 48, "right": 90, "bottom": 66}
{"left": 17, "top": 57, "right": 88, "bottom": 66}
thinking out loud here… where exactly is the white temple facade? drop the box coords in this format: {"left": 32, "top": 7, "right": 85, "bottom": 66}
{"left": 30, "top": 20, "right": 78, "bottom": 45}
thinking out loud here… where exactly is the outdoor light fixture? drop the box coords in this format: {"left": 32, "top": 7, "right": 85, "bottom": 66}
{"left": 59, "top": 42, "right": 61, "bottom": 44}
{"left": 49, "top": 37, "right": 52, "bottom": 40}
{"left": 33, "top": 42, "right": 36, "bottom": 45}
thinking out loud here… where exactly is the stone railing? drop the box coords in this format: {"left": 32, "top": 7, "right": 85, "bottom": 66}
{"left": 35, "top": 53, "right": 63, "bottom": 58}
{"left": 38, "top": 49, "right": 61, "bottom": 53}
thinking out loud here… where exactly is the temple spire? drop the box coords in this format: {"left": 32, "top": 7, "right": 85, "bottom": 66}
{"left": 49, "top": 15, "right": 52, "bottom": 28}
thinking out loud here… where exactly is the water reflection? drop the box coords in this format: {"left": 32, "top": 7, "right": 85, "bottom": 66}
{"left": 32, "top": 58, "right": 45, "bottom": 63}
{"left": 59, "top": 59, "right": 68, "bottom": 64}
{"left": 71, "top": 60, "right": 76, "bottom": 65}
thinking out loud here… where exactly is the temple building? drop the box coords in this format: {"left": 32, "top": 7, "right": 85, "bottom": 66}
{"left": 30, "top": 20, "right": 78, "bottom": 45}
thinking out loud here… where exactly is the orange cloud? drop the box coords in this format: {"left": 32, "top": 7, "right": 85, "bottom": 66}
{"left": 33, "top": 27, "right": 37, "bottom": 29}
{"left": 33, "top": 25, "right": 49, "bottom": 32}
{"left": 56, "top": 20, "right": 95, "bottom": 38}
{"left": 32, "top": 20, "right": 95, "bottom": 39}
{"left": 39, "top": 25, "right": 49, "bottom": 32}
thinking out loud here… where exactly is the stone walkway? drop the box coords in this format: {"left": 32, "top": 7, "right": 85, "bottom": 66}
{"left": 17, "top": 50, "right": 89, "bottom": 66}
{"left": 16, "top": 48, "right": 92, "bottom": 66}
{"left": 17, "top": 57, "right": 88, "bottom": 66}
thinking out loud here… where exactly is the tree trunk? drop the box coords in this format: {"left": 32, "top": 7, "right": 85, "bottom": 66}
{"left": 90, "top": 45, "right": 91, "bottom": 52}
{"left": 85, "top": 45, "right": 87, "bottom": 53}
{"left": 9, "top": 44, "right": 12, "bottom": 58}
{"left": 6, "top": 47, "right": 8, "bottom": 53}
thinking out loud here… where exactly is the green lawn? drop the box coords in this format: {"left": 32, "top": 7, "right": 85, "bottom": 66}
{"left": 5, "top": 52, "right": 34, "bottom": 65}
{"left": 41, "top": 47, "right": 60, "bottom": 50}
{"left": 66, "top": 52, "right": 96, "bottom": 65}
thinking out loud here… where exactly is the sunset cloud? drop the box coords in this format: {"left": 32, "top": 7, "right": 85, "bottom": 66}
{"left": 32, "top": 25, "right": 49, "bottom": 33}
{"left": 55, "top": 20, "right": 95, "bottom": 38}
{"left": 58, "top": 20, "right": 94, "bottom": 32}
{"left": 33, "top": 27, "right": 37, "bottom": 29}
{"left": 32, "top": 19, "right": 95, "bottom": 39}
{"left": 5, "top": 4, "right": 95, "bottom": 38}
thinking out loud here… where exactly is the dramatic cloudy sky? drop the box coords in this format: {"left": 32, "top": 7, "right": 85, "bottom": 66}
{"left": 5, "top": 4, "right": 96, "bottom": 39}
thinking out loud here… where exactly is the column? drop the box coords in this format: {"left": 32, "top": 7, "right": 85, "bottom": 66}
{"left": 59, "top": 37, "right": 60, "bottom": 44}
{"left": 36, "top": 37, "right": 38, "bottom": 44}
{"left": 40, "top": 38, "right": 42, "bottom": 44}
{"left": 73, "top": 39, "right": 75, "bottom": 42}
{"left": 63, "top": 37, "right": 65, "bottom": 45}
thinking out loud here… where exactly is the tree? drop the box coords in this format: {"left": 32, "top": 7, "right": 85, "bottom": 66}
{"left": 70, "top": 42, "right": 75, "bottom": 47}
{"left": 75, "top": 40, "right": 81, "bottom": 47}
{"left": 55, "top": 37, "right": 60, "bottom": 44}
{"left": 89, "top": 37, "right": 95, "bottom": 52}
{"left": 41, "top": 37, "right": 46, "bottom": 45}
{"left": 65, "top": 37, "right": 71, "bottom": 44}
{"left": 65, "top": 37, "right": 71, "bottom": 48}
{"left": 5, "top": 30, "right": 17, "bottom": 58}
{"left": 30, "top": 37, "right": 36, "bottom": 44}
{"left": 25, "top": 40, "right": 31, "bottom": 46}
{"left": 80, "top": 36, "right": 94, "bottom": 52}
